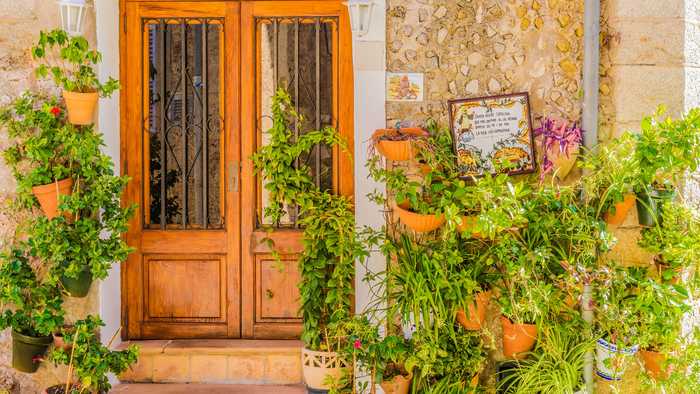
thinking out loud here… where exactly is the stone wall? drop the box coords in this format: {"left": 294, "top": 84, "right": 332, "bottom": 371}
{"left": 0, "top": 1, "right": 97, "bottom": 392}
{"left": 386, "top": 0, "right": 585, "bottom": 128}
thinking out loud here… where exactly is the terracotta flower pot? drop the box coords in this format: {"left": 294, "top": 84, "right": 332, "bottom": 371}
{"left": 380, "top": 372, "right": 412, "bottom": 394}
{"left": 639, "top": 349, "right": 669, "bottom": 380}
{"left": 550, "top": 147, "right": 579, "bottom": 180}
{"left": 456, "top": 215, "right": 482, "bottom": 238}
{"left": 372, "top": 128, "right": 427, "bottom": 162}
{"left": 604, "top": 193, "right": 637, "bottom": 226}
{"left": 393, "top": 202, "right": 445, "bottom": 233}
{"left": 32, "top": 178, "right": 74, "bottom": 219}
{"left": 501, "top": 316, "right": 537, "bottom": 360}
{"left": 301, "top": 348, "right": 349, "bottom": 390}
{"left": 63, "top": 90, "right": 99, "bottom": 125}
{"left": 456, "top": 291, "right": 491, "bottom": 330}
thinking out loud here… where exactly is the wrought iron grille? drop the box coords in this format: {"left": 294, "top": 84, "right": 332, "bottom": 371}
{"left": 256, "top": 16, "right": 338, "bottom": 227}
{"left": 143, "top": 18, "right": 225, "bottom": 230}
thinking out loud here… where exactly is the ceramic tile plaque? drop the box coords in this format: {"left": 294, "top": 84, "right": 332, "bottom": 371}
{"left": 386, "top": 72, "right": 424, "bottom": 102}
{"left": 448, "top": 92, "right": 536, "bottom": 177}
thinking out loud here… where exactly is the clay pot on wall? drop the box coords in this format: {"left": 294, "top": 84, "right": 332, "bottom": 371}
{"left": 636, "top": 188, "right": 676, "bottom": 227}
{"left": 456, "top": 291, "right": 491, "bottom": 330}
{"left": 32, "top": 178, "right": 74, "bottom": 219}
{"left": 393, "top": 202, "right": 445, "bottom": 233}
{"left": 639, "top": 349, "right": 670, "bottom": 381}
{"left": 604, "top": 193, "right": 637, "bottom": 226}
{"left": 501, "top": 316, "right": 537, "bottom": 360}
{"left": 11, "top": 330, "right": 53, "bottom": 373}
{"left": 549, "top": 146, "right": 580, "bottom": 180}
{"left": 60, "top": 266, "right": 93, "bottom": 298}
{"left": 457, "top": 215, "right": 481, "bottom": 238}
{"left": 63, "top": 90, "right": 98, "bottom": 125}
{"left": 379, "top": 372, "right": 412, "bottom": 394}
{"left": 301, "top": 347, "right": 349, "bottom": 392}
{"left": 372, "top": 128, "right": 428, "bottom": 162}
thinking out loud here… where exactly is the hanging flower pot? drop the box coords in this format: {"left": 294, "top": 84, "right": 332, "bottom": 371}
{"left": 457, "top": 215, "right": 482, "bottom": 238}
{"left": 372, "top": 128, "right": 428, "bottom": 162}
{"left": 380, "top": 372, "right": 412, "bottom": 394}
{"left": 595, "top": 338, "right": 639, "bottom": 381}
{"left": 639, "top": 349, "right": 669, "bottom": 381}
{"left": 604, "top": 193, "right": 637, "bottom": 226}
{"left": 32, "top": 178, "right": 74, "bottom": 220}
{"left": 43, "top": 384, "right": 81, "bottom": 394}
{"left": 62, "top": 90, "right": 98, "bottom": 125}
{"left": 636, "top": 187, "right": 675, "bottom": 227}
{"left": 12, "top": 330, "right": 52, "bottom": 373}
{"left": 456, "top": 291, "right": 491, "bottom": 330}
{"left": 393, "top": 202, "right": 445, "bottom": 233}
{"left": 501, "top": 316, "right": 538, "bottom": 359}
{"left": 60, "top": 266, "right": 93, "bottom": 298}
{"left": 549, "top": 146, "right": 580, "bottom": 180}
{"left": 52, "top": 328, "right": 74, "bottom": 352}
{"left": 301, "top": 347, "right": 349, "bottom": 391}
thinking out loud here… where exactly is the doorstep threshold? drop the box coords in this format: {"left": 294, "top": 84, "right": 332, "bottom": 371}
{"left": 118, "top": 339, "right": 303, "bottom": 355}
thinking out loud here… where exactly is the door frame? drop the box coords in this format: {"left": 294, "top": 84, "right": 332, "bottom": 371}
{"left": 119, "top": 0, "right": 354, "bottom": 340}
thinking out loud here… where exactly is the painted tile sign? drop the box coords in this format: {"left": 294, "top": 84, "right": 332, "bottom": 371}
{"left": 448, "top": 92, "right": 536, "bottom": 177}
{"left": 386, "top": 72, "right": 424, "bottom": 101}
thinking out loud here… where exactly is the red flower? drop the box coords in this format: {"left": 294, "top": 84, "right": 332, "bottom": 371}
{"left": 50, "top": 106, "right": 61, "bottom": 117}
{"left": 353, "top": 339, "right": 361, "bottom": 350}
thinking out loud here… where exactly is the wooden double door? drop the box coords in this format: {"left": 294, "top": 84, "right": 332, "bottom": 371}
{"left": 120, "top": 1, "right": 354, "bottom": 339}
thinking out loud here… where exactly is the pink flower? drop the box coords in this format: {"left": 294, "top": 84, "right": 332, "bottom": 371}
{"left": 353, "top": 339, "right": 362, "bottom": 350}
{"left": 50, "top": 106, "right": 61, "bottom": 117}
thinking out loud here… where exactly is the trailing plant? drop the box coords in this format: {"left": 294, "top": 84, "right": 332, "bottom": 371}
{"left": 252, "top": 88, "right": 368, "bottom": 351}
{"left": 498, "top": 323, "right": 593, "bottom": 394}
{"left": 50, "top": 315, "right": 138, "bottom": 394}
{"left": 32, "top": 29, "right": 120, "bottom": 96}
{"left": 534, "top": 117, "right": 583, "bottom": 180}
{"left": 634, "top": 106, "right": 700, "bottom": 190}
{"left": 0, "top": 247, "right": 64, "bottom": 337}
{"left": 0, "top": 93, "right": 73, "bottom": 207}
{"left": 24, "top": 124, "right": 135, "bottom": 283}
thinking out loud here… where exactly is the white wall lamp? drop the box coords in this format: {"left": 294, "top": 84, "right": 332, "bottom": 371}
{"left": 58, "top": 0, "right": 90, "bottom": 36}
{"left": 345, "top": 0, "right": 375, "bottom": 38}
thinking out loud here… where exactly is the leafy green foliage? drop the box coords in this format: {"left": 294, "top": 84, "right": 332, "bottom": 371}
{"left": 50, "top": 315, "right": 138, "bottom": 393}
{"left": 0, "top": 93, "right": 74, "bottom": 206}
{"left": 252, "top": 89, "right": 368, "bottom": 350}
{"left": 32, "top": 29, "right": 120, "bottom": 96}
{"left": 0, "top": 248, "right": 64, "bottom": 337}
{"left": 499, "top": 323, "right": 592, "bottom": 394}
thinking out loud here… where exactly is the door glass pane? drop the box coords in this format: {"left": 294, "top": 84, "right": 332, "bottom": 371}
{"left": 257, "top": 17, "right": 337, "bottom": 227}
{"left": 143, "top": 18, "right": 224, "bottom": 229}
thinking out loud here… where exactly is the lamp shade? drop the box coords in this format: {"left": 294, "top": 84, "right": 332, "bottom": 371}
{"left": 58, "top": 0, "right": 89, "bottom": 36}
{"left": 345, "top": 0, "right": 375, "bottom": 37}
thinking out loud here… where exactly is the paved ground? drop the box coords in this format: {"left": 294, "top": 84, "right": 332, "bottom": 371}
{"left": 111, "top": 384, "right": 306, "bottom": 393}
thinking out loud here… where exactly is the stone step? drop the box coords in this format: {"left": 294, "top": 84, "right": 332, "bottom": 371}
{"left": 112, "top": 384, "right": 306, "bottom": 394}
{"left": 118, "top": 340, "right": 303, "bottom": 385}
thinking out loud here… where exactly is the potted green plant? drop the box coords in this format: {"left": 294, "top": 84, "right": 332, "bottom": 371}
{"left": 594, "top": 266, "right": 642, "bottom": 381}
{"left": 45, "top": 315, "right": 138, "bottom": 394}
{"left": 23, "top": 123, "right": 134, "bottom": 298}
{"left": 370, "top": 125, "right": 429, "bottom": 162}
{"left": 633, "top": 107, "right": 700, "bottom": 227}
{"left": 638, "top": 201, "right": 700, "bottom": 283}
{"left": 497, "top": 323, "right": 593, "bottom": 393}
{"left": 32, "top": 29, "right": 120, "bottom": 125}
{"left": 632, "top": 277, "right": 689, "bottom": 381}
{"left": 337, "top": 317, "right": 412, "bottom": 394}
{"left": 534, "top": 117, "right": 584, "bottom": 180}
{"left": 252, "top": 89, "right": 365, "bottom": 393}
{"left": 580, "top": 132, "right": 639, "bottom": 226}
{"left": 0, "top": 247, "right": 65, "bottom": 373}
{"left": 1, "top": 93, "right": 75, "bottom": 219}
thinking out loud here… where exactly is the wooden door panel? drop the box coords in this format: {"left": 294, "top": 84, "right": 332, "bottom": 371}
{"left": 241, "top": 0, "right": 353, "bottom": 339}
{"left": 146, "top": 255, "right": 225, "bottom": 319}
{"left": 122, "top": 0, "right": 241, "bottom": 339}
{"left": 257, "top": 256, "right": 301, "bottom": 320}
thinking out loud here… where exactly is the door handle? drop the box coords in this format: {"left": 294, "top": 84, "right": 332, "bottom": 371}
{"left": 228, "top": 161, "right": 240, "bottom": 193}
